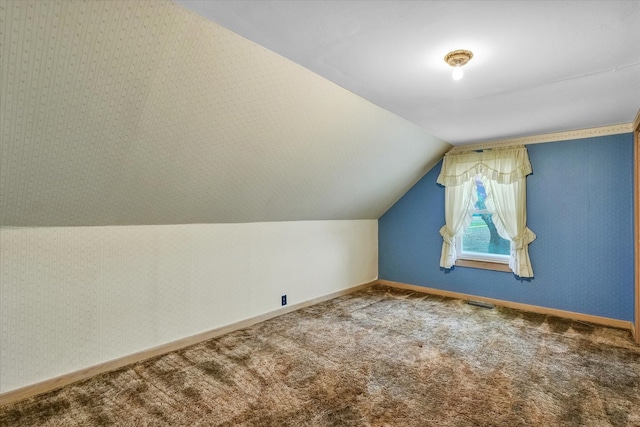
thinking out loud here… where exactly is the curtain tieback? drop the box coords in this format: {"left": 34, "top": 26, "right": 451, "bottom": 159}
{"left": 513, "top": 227, "right": 536, "bottom": 249}
{"left": 439, "top": 226, "right": 455, "bottom": 245}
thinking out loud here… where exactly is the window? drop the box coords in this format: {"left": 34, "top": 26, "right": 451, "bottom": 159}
{"left": 455, "top": 175, "right": 510, "bottom": 264}
{"left": 436, "top": 146, "right": 535, "bottom": 278}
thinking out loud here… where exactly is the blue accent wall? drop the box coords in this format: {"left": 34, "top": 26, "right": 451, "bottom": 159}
{"left": 379, "top": 133, "right": 635, "bottom": 321}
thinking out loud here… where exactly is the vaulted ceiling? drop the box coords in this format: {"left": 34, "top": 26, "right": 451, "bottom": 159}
{"left": 0, "top": 0, "right": 449, "bottom": 227}
{"left": 177, "top": 0, "right": 640, "bottom": 145}
{"left": 2, "top": 1, "right": 638, "bottom": 227}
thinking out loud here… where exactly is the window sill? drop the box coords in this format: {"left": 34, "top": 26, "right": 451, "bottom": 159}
{"left": 455, "top": 259, "right": 512, "bottom": 273}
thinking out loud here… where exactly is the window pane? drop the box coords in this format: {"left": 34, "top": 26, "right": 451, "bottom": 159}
{"left": 462, "top": 176, "right": 510, "bottom": 256}
{"left": 474, "top": 176, "right": 487, "bottom": 210}
{"left": 462, "top": 214, "right": 510, "bottom": 255}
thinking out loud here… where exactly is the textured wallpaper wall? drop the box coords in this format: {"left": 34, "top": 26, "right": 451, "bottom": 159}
{"left": 0, "top": 220, "right": 378, "bottom": 393}
{"left": 0, "top": 0, "right": 449, "bottom": 227}
{"left": 379, "top": 134, "right": 634, "bottom": 321}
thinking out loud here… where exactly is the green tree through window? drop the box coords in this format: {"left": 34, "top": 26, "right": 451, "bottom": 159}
{"left": 461, "top": 176, "right": 510, "bottom": 256}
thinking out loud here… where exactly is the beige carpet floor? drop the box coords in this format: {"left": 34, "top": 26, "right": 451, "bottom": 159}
{"left": 1, "top": 285, "right": 640, "bottom": 426}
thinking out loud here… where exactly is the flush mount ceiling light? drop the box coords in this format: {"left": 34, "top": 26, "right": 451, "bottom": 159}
{"left": 444, "top": 49, "right": 473, "bottom": 81}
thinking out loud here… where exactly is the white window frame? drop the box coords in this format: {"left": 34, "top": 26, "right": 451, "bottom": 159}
{"left": 455, "top": 233, "right": 510, "bottom": 264}
{"left": 455, "top": 178, "right": 510, "bottom": 265}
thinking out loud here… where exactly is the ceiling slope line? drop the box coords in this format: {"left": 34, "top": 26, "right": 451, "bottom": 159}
{"left": 468, "top": 63, "right": 640, "bottom": 102}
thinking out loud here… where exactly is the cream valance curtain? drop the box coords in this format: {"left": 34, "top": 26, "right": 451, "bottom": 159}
{"left": 437, "top": 146, "right": 536, "bottom": 278}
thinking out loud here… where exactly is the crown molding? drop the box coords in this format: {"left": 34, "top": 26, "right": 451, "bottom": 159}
{"left": 449, "top": 123, "right": 635, "bottom": 153}
{"left": 633, "top": 108, "right": 640, "bottom": 131}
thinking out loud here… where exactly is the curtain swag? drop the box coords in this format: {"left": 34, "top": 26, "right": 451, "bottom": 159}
{"left": 437, "top": 147, "right": 532, "bottom": 187}
{"left": 437, "top": 146, "right": 536, "bottom": 278}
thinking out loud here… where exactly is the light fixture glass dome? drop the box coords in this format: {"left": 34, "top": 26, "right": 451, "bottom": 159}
{"left": 445, "top": 50, "right": 473, "bottom": 81}
{"left": 452, "top": 67, "right": 463, "bottom": 81}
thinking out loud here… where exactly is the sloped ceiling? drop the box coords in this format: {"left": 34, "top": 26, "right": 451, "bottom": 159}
{"left": 0, "top": 0, "right": 450, "bottom": 227}
{"left": 178, "top": 0, "right": 640, "bottom": 145}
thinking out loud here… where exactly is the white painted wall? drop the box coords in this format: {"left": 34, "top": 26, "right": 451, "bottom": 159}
{"left": 0, "top": 220, "right": 378, "bottom": 393}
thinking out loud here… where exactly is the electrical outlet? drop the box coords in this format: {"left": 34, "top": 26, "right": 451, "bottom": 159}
{"left": 281, "top": 295, "right": 287, "bottom": 306}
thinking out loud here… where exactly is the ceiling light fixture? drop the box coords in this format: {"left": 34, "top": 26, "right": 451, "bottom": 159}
{"left": 444, "top": 49, "right": 473, "bottom": 81}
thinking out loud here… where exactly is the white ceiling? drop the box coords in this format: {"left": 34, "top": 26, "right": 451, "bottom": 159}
{"left": 176, "top": 0, "right": 640, "bottom": 145}
{"left": 2, "top": 0, "right": 637, "bottom": 227}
